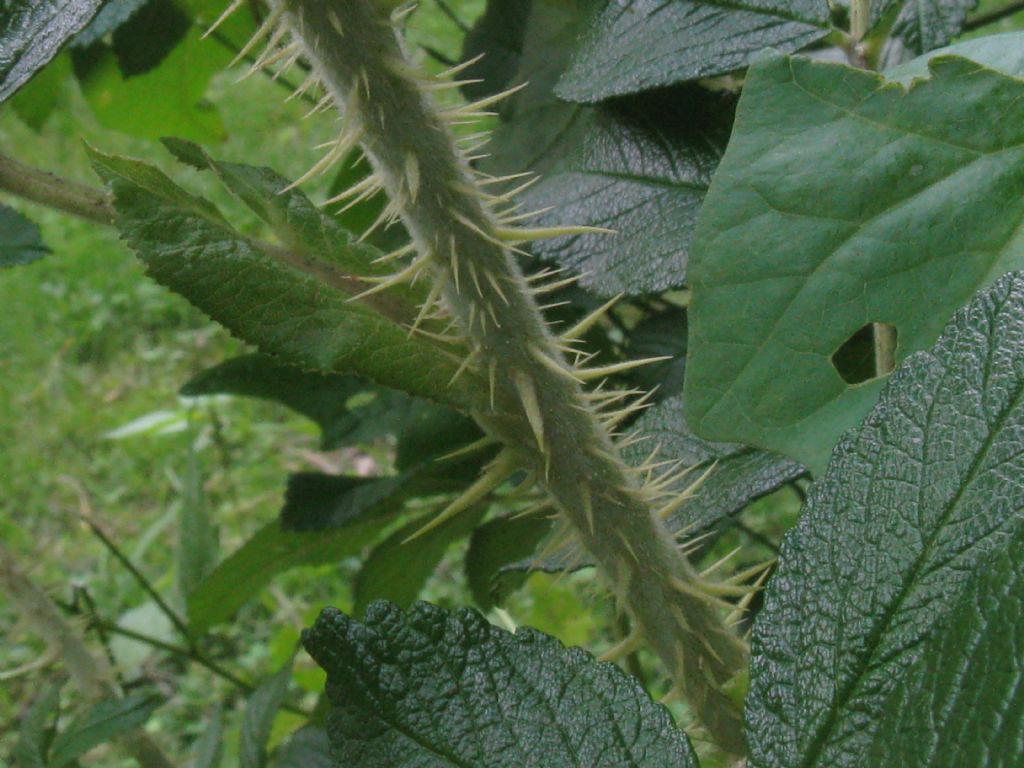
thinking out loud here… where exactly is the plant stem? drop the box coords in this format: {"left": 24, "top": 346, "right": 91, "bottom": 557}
{"left": 271, "top": 0, "right": 747, "bottom": 752}
{"left": 850, "top": 0, "right": 871, "bottom": 41}
{"left": 873, "top": 322, "right": 897, "bottom": 376}
{"left": 0, "top": 541, "right": 175, "bottom": 768}
{"left": 964, "top": 0, "right": 1024, "bottom": 29}
{"left": 0, "top": 152, "right": 114, "bottom": 224}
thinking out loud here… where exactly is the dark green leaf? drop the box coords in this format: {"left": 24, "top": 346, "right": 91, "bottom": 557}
{"left": 867, "top": 527, "right": 1024, "bottom": 767}
{"left": 303, "top": 602, "right": 700, "bottom": 767}
{"left": 625, "top": 396, "right": 804, "bottom": 535}
{"left": 353, "top": 504, "right": 488, "bottom": 615}
{"left": 89, "top": 147, "right": 475, "bottom": 408}
{"left": 72, "top": 0, "right": 147, "bottom": 48}
{"left": 14, "top": 679, "right": 64, "bottom": 768}
{"left": 685, "top": 53, "right": 1024, "bottom": 473}
{"left": 241, "top": 662, "right": 293, "bottom": 768}
{"left": 0, "top": 0, "right": 102, "bottom": 101}
{"left": 189, "top": 704, "right": 224, "bottom": 768}
{"left": 0, "top": 204, "right": 49, "bottom": 267}
{"left": 186, "top": 511, "right": 394, "bottom": 635}
{"left": 524, "top": 87, "right": 734, "bottom": 296}
{"left": 111, "top": 0, "right": 190, "bottom": 76}
{"left": 459, "top": 0, "right": 531, "bottom": 101}
{"left": 465, "top": 513, "right": 553, "bottom": 610}
{"left": 746, "top": 272, "right": 1024, "bottom": 767}
{"left": 555, "top": 0, "right": 831, "bottom": 102}
{"left": 9, "top": 52, "right": 69, "bottom": 130}
{"left": 273, "top": 727, "right": 332, "bottom": 768}
{"left": 177, "top": 445, "right": 218, "bottom": 601}
{"left": 281, "top": 474, "right": 409, "bottom": 532}
{"left": 889, "top": 0, "right": 979, "bottom": 54}
{"left": 48, "top": 692, "right": 162, "bottom": 768}
{"left": 72, "top": 26, "right": 228, "bottom": 142}
{"left": 182, "top": 354, "right": 375, "bottom": 450}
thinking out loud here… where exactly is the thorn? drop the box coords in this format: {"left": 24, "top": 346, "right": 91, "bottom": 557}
{"left": 488, "top": 360, "right": 497, "bottom": 410}
{"left": 496, "top": 224, "right": 614, "bottom": 243}
{"left": 404, "top": 451, "right": 516, "bottom": 542}
{"left": 346, "top": 258, "right": 425, "bottom": 302}
{"left": 576, "top": 356, "right": 673, "bottom": 382}
{"left": 530, "top": 272, "right": 585, "bottom": 295}
{"left": 437, "top": 52, "right": 485, "bottom": 79}
{"left": 560, "top": 294, "right": 623, "bottom": 342}
{"left": 233, "top": 13, "right": 286, "bottom": 70}
{"left": 580, "top": 482, "right": 595, "bottom": 535}
{"left": 202, "top": 0, "right": 245, "bottom": 39}
{"left": 701, "top": 546, "right": 743, "bottom": 579}
{"left": 529, "top": 343, "right": 582, "bottom": 384}
{"left": 434, "top": 436, "right": 497, "bottom": 463}
{"left": 448, "top": 349, "right": 480, "bottom": 388}
{"left": 404, "top": 152, "right": 420, "bottom": 202}
{"left": 513, "top": 371, "right": 545, "bottom": 454}
{"left": 598, "top": 628, "right": 643, "bottom": 662}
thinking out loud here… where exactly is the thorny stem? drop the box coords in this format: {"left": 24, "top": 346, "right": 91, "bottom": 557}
{"left": 270, "top": 0, "right": 747, "bottom": 752}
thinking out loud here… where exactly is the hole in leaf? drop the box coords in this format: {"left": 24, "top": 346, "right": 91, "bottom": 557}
{"left": 831, "top": 323, "right": 898, "bottom": 385}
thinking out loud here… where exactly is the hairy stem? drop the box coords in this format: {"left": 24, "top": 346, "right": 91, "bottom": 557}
{"left": 0, "top": 152, "right": 114, "bottom": 224}
{"left": 269, "top": 0, "right": 747, "bottom": 751}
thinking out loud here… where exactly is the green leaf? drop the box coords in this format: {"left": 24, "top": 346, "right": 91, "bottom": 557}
{"left": 189, "top": 704, "right": 224, "bottom": 768}
{"left": 625, "top": 396, "right": 804, "bottom": 535}
{"left": 72, "top": 26, "right": 228, "bottom": 142}
{"left": 303, "top": 602, "right": 700, "bottom": 767}
{"left": 48, "top": 692, "right": 163, "bottom": 768}
{"left": 886, "top": 30, "right": 1024, "bottom": 82}
{"left": 746, "top": 272, "right": 1024, "bottom": 768}
{"left": 88, "top": 147, "right": 474, "bottom": 408}
{"left": 465, "top": 512, "right": 553, "bottom": 610}
{"left": 110, "top": 0, "right": 190, "bottom": 77}
{"left": 459, "top": 0, "right": 531, "bottom": 102}
{"left": 14, "top": 679, "right": 64, "bottom": 768}
{"left": 685, "top": 53, "right": 1024, "bottom": 473}
{"left": 353, "top": 504, "right": 488, "bottom": 615}
{"left": 9, "top": 52, "right": 70, "bottom": 131}
{"left": 273, "top": 727, "right": 332, "bottom": 768}
{"left": 866, "top": 527, "right": 1024, "bottom": 767}
{"left": 0, "top": 204, "right": 49, "bottom": 267}
{"left": 0, "top": 0, "right": 102, "bottom": 101}
{"left": 523, "top": 87, "right": 734, "bottom": 297}
{"left": 281, "top": 473, "right": 410, "bottom": 532}
{"left": 186, "top": 503, "right": 395, "bottom": 634}
{"left": 72, "top": 0, "right": 148, "bottom": 48}
{"left": 888, "top": 0, "right": 979, "bottom": 54}
{"left": 555, "top": 0, "right": 831, "bottom": 102}
{"left": 241, "top": 662, "right": 293, "bottom": 768}
{"left": 182, "top": 354, "right": 376, "bottom": 450}
{"left": 176, "top": 445, "right": 219, "bottom": 601}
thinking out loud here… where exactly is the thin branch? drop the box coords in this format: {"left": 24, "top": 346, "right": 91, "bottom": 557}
{"left": 78, "top": 512, "right": 196, "bottom": 650}
{"left": 0, "top": 153, "right": 114, "bottom": 224}
{"left": 964, "top": 0, "right": 1024, "bottom": 28}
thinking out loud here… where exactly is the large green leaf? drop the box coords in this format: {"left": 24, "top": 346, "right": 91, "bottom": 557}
{"left": 0, "top": 204, "right": 49, "bottom": 267}
{"left": 555, "top": 0, "right": 831, "bottom": 102}
{"left": 72, "top": 26, "right": 228, "bottom": 142}
{"left": 303, "top": 602, "right": 700, "bottom": 767}
{"left": 524, "top": 87, "right": 735, "bottom": 296}
{"left": 47, "top": 692, "right": 163, "bottom": 768}
{"left": 0, "top": 0, "right": 102, "bottom": 101}
{"left": 182, "top": 354, "right": 373, "bottom": 450}
{"left": 186, "top": 505, "right": 394, "bottom": 635}
{"left": 465, "top": 512, "right": 553, "bottom": 610}
{"left": 685, "top": 52, "right": 1024, "bottom": 473}
{"left": 88, "top": 147, "right": 474, "bottom": 408}
{"left": 866, "top": 527, "right": 1024, "bottom": 767}
{"left": 482, "top": 0, "right": 734, "bottom": 296}
{"left": 746, "top": 272, "right": 1024, "bottom": 768}
{"left": 353, "top": 503, "right": 488, "bottom": 615}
